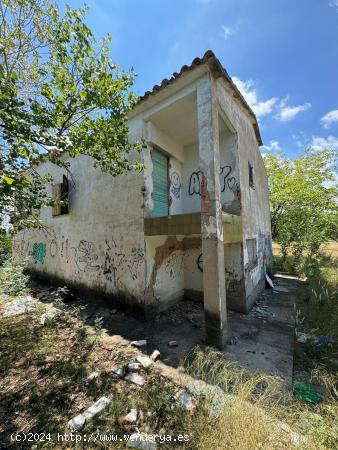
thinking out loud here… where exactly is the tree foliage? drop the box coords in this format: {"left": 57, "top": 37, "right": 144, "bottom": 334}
{"left": 0, "top": 0, "right": 142, "bottom": 229}
{"left": 263, "top": 149, "right": 337, "bottom": 260}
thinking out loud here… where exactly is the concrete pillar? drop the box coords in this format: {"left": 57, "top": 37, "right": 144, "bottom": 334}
{"left": 197, "top": 75, "right": 227, "bottom": 349}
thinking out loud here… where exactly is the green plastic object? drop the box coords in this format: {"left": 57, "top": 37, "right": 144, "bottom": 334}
{"left": 292, "top": 381, "right": 321, "bottom": 404}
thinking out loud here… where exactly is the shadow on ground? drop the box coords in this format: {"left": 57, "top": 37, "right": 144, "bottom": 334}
{"left": 73, "top": 274, "right": 299, "bottom": 382}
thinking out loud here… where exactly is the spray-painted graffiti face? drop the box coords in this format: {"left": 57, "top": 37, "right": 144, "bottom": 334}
{"left": 74, "top": 240, "right": 100, "bottom": 272}
{"left": 170, "top": 171, "right": 181, "bottom": 199}
{"left": 32, "top": 243, "right": 46, "bottom": 264}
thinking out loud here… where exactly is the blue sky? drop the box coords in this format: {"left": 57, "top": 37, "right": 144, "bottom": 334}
{"left": 60, "top": 0, "right": 338, "bottom": 158}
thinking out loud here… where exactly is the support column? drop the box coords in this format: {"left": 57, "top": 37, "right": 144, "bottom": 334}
{"left": 197, "top": 75, "right": 227, "bottom": 349}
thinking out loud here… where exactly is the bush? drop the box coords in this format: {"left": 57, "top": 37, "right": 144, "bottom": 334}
{"left": 0, "top": 260, "right": 29, "bottom": 296}
{"left": 0, "top": 232, "right": 12, "bottom": 266}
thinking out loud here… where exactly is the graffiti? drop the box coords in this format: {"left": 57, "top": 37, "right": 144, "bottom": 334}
{"left": 197, "top": 253, "right": 203, "bottom": 272}
{"left": 32, "top": 243, "right": 46, "bottom": 264}
{"left": 189, "top": 170, "right": 203, "bottom": 195}
{"left": 220, "top": 165, "right": 239, "bottom": 193}
{"left": 50, "top": 239, "right": 58, "bottom": 258}
{"left": 170, "top": 172, "right": 181, "bottom": 199}
{"left": 60, "top": 236, "right": 66, "bottom": 257}
{"left": 13, "top": 237, "right": 30, "bottom": 258}
{"left": 74, "top": 240, "right": 101, "bottom": 272}
{"left": 102, "top": 240, "right": 144, "bottom": 284}
{"left": 126, "top": 247, "right": 144, "bottom": 280}
{"left": 189, "top": 166, "right": 238, "bottom": 196}
{"left": 220, "top": 166, "right": 231, "bottom": 192}
{"left": 164, "top": 251, "right": 183, "bottom": 278}
{"left": 196, "top": 252, "right": 235, "bottom": 278}
{"left": 103, "top": 240, "right": 116, "bottom": 282}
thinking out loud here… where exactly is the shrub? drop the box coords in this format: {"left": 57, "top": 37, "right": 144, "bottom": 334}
{"left": 0, "top": 232, "right": 12, "bottom": 266}
{"left": 0, "top": 260, "right": 29, "bottom": 296}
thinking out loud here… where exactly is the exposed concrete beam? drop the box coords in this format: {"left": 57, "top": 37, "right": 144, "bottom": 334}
{"left": 197, "top": 76, "right": 227, "bottom": 349}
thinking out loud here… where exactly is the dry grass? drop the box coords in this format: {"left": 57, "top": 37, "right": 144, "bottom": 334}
{"left": 272, "top": 241, "right": 338, "bottom": 259}
{"left": 185, "top": 347, "right": 338, "bottom": 450}
{"left": 2, "top": 311, "right": 337, "bottom": 449}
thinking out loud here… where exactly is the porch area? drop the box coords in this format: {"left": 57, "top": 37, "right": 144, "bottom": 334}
{"left": 140, "top": 75, "right": 243, "bottom": 348}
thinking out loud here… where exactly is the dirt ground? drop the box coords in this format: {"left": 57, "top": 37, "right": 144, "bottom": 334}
{"left": 64, "top": 275, "right": 297, "bottom": 382}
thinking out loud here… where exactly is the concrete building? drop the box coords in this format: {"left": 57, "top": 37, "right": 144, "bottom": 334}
{"left": 13, "top": 51, "right": 273, "bottom": 348}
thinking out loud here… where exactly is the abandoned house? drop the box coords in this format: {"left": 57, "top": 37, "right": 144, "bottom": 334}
{"left": 13, "top": 50, "right": 273, "bottom": 349}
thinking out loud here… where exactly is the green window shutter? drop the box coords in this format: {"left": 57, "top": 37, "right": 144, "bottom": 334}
{"left": 152, "top": 149, "right": 169, "bottom": 217}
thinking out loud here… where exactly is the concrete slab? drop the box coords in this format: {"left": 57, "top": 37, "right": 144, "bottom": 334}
{"left": 73, "top": 275, "right": 298, "bottom": 383}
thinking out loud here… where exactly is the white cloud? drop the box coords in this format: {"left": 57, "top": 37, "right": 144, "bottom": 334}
{"left": 329, "top": 1, "right": 338, "bottom": 12}
{"left": 276, "top": 102, "right": 311, "bottom": 122}
{"left": 221, "top": 20, "right": 241, "bottom": 41}
{"left": 320, "top": 109, "right": 338, "bottom": 128}
{"left": 310, "top": 135, "right": 338, "bottom": 151}
{"left": 222, "top": 25, "right": 235, "bottom": 40}
{"left": 232, "top": 77, "right": 278, "bottom": 118}
{"left": 261, "top": 140, "right": 281, "bottom": 152}
{"left": 254, "top": 98, "right": 278, "bottom": 117}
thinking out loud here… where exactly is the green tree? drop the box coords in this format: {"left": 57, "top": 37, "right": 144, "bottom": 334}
{"left": 263, "top": 149, "right": 337, "bottom": 264}
{"left": 0, "top": 0, "right": 142, "bottom": 229}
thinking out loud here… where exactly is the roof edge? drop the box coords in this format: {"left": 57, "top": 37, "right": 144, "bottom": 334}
{"left": 134, "top": 50, "right": 263, "bottom": 146}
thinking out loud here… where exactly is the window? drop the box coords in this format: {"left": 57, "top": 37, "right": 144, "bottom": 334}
{"left": 246, "top": 238, "right": 257, "bottom": 268}
{"left": 248, "top": 161, "right": 254, "bottom": 188}
{"left": 52, "top": 175, "right": 69, "bottom": 216}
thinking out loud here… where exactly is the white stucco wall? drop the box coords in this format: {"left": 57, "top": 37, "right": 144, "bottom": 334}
{"left": 215, "top": 78, "right": 272, "bottom": 306}
{"left": 219, "top": 132, "right": 240, "bottom": 214}
{"left": 13, "top": 136, "right": 147, "bottom": 305}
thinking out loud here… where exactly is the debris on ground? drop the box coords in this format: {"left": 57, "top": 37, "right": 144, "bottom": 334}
{"left": 40, "top": 307, "right": 61, "bottom": 325}
{"left": 119, "top": 409, "right": 138, "bottom": 425}
{"left": 296, "top": 331, "right": 334, "bottom": 346}
{"left": 150, "top": 350, "right": 160, "bottom": 361}
{"left": 83, "top": 396, "right": 111, "bottom": 420}
{"left": 296, "top": 331, "right": 316, "bottom": 344}
{"left": 68, "top": 397, "right": 111, "bottom": 431}
{"left": 125, "top": 373, "right": 145, "bottom": 386}
{"left": 53, "top": 286, "right": 75, "bottom": 302}
{"left": 1, "top": 295, "right": 39, "bottom": 317}
{"left": 186, "top": 380, "right": 231, "bottom": 418}
{"left": 127, "top": 432, "right": 157, "bottom": 450}
{"left": 112, "top": 366, "right": 126, "bottom": 379}
{"left": 175, "top": 390, "right": 196, "bottom": 412}
{"left": 279, "top": 422, "right": 306, "bottom": 446}
{"left": 316, "top": 336, "right": 334, "bottom": 346}
{"left": 292, "top": 381, "right": 321, "bottom": 404}
{"left": 68, "top": 414, "right": 86, "bottom": 431}
{"left": 168, "top": 340, "right": 178, "bottom": 347}
{"left": 136, "top": 355, "right": 153, "bottom": 369}
{"left": 86, "top": 371, "right": 100, "bottom": 381}
{"left": 265, "top": 274, "right": 274, "bottom": 288}
{"left": 131, "top": 339, "right": 147, "bottom": 347}
{"left": 128, "top": 362, "right": 142, "bottom": 372}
